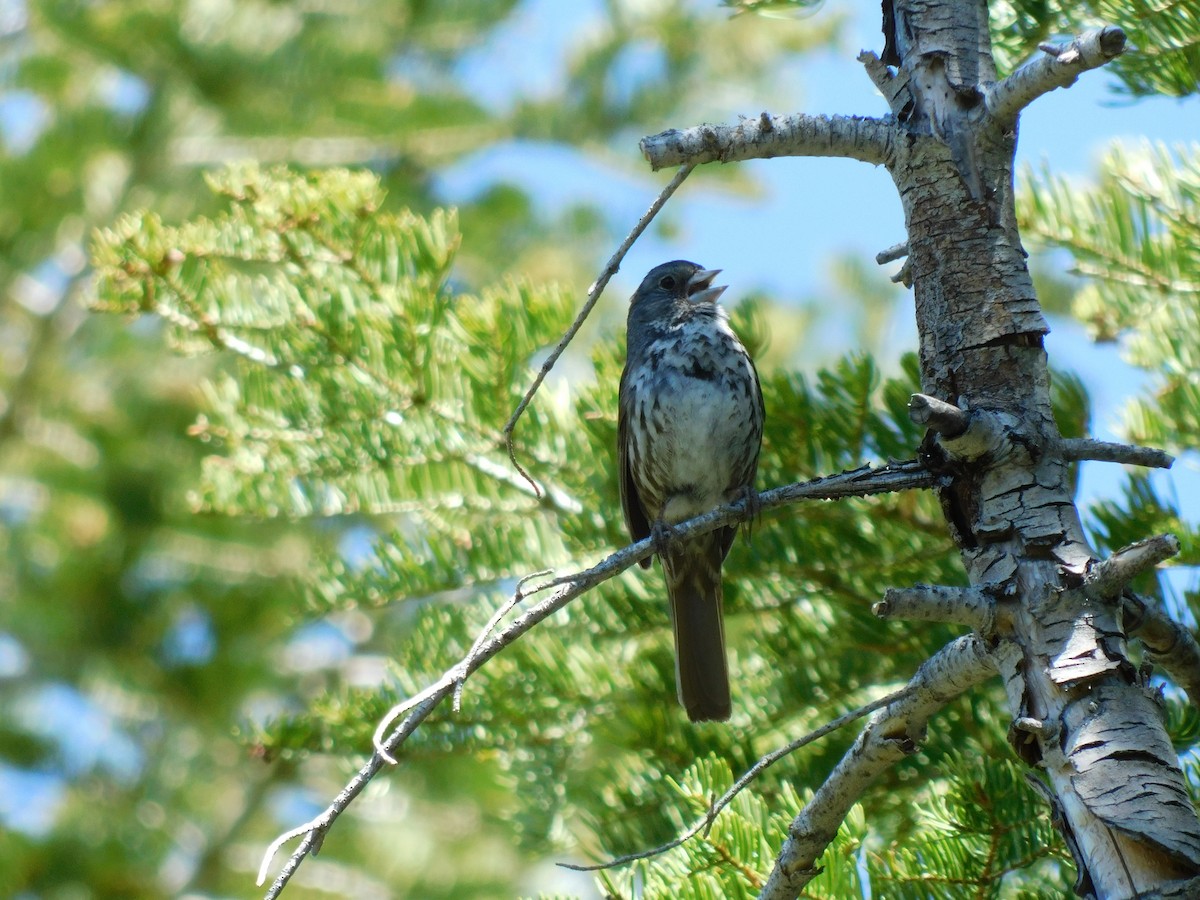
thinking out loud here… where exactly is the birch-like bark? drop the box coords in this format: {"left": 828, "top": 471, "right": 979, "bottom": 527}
{"left": 639, "top": 1, "right": 1200, "bottom": 897}
{"left": 886, "top": 3, "right": 1200, "bottom": 895}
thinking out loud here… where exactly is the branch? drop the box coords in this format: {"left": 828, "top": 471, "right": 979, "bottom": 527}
{"left": 909, "top": 395, "right": 1021, "bottom": 462}
{"left": 258, "top": 459, "right": 939, "bottom": 896}
{"left": 561, "top": 683, "right": 918, "bottom": 873}
{"left": 503, "top": 164, "right": 695, "bottom": 494}
{"left": 985, "top": 26, "right": 1127, "bottom": 125}
{"left": 1141, "top": 875, "right": 1200, "bottom": 899}
{"left": 1125, "top": 594, "right": 1200, "bottom": 708}
{"left": 1058, "top": 437, "right": 1175, "bottom": 470}
{"left": 639, "top": 113, "right": 893, "bottom": 171}
{"left": 874, "top": 583, "right": 998, "bottom": 632}
{"left": 875, "top": 241, "right": 909, "bottom": 265}
{"left": 858, "top": 50, "right": 913, "bottom": 117}
{"left": 759, "top": 634, "right": 998, "bottom": 900}
{"left": 1084, "top": 534, "right": 1181, "bottom": 600}
{"left": 908, "top": 392, "right": 970, "bottom": 438}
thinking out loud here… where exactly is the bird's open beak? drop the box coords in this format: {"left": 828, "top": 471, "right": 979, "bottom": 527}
{"left": 687, "top": 268, "right": 727, "bottom": 305}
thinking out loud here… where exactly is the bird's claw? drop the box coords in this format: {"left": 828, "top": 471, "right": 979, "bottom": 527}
{"left": 651, "top": 518, "right": 676, "bottom": 560}
{"left": 738, "top": 485, "right": 762, "bottom": 542}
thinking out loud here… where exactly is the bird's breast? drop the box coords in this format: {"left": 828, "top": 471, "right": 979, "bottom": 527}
{"left": 625, "top": 322, "right": 759, "bottom": 522}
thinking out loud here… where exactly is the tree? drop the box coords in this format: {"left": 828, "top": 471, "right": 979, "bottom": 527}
{"left": 2, "top": 3, "right": 842, "bottom": 897}
{"left": 8, "top": 1, "right": 1200, "bottom": 899}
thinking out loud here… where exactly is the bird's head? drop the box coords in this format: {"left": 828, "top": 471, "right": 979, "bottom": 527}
{"left": 632, "top": 260, "right": 728, "bottom": 312}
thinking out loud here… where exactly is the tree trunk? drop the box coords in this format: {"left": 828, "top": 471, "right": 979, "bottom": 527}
{"left": 640, "top": 2, "right": 1200, "bottom": 897}
{"left": 886, "top": 0, "right": 1200, "bottom": 896}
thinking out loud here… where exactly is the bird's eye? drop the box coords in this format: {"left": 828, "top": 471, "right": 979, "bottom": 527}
{"left": 658, "top": 275, "right": 676, "bottom": 291}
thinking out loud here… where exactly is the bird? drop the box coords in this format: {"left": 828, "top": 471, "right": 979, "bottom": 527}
{"left": 618, "top": 260, "right": 765, "bottom": 722}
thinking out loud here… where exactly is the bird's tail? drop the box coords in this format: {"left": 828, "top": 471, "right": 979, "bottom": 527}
{"left": 664, "top": 538, "right": 730, "bottom": 722}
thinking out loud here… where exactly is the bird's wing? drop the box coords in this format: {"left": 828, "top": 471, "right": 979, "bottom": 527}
{"left": 719, "top": 351, "right": 766, "bottom": 562}
{"left": 617, "top": 370, "right": 653, "bottom": 569}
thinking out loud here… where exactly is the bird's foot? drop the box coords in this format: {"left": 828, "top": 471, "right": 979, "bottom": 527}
{"left": 737, "top": 485, "right": 762, "bottom": 542}
{"left": 650, "top": 518, "right": 677, "bottom": 559}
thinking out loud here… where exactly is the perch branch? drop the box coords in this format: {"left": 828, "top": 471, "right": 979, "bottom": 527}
{"left": 503, "top": 164, "right": 695, "bottom": 494}
{"left": 640, "top": 113, "right": 893, "bottom": 171}
{"left": 985, "top": 26, "right": 1127, "bottom": 125}
{"left": 1058, "top": 437, "right": 1174, "bottom": 470}
{"left": 258, "top": 460, "right": 939, "bottom": 897}
{"left": 759, "top": 634, "right": 998, "bottom": 900}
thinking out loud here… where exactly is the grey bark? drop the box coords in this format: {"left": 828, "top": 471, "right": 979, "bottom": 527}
{"left": 644, "top": 2, "right": 1200, "bottom": 898}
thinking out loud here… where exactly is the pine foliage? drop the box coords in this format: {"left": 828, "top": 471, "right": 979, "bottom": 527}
{"left": 13, "top": 0, "right": 1193, "bottom": 895}
{"left": 90, "top": 163, "right": 1077, "bottom": 892}
{"left": 867, "top": 755, "right": 1070, "bottom": 899}
{"left": 1018, "top": 142, "right": 1200, "bottom": 574}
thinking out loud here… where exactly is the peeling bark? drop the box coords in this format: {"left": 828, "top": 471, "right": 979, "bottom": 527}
{"left": 638, "top": 1, "right": 1200, "bottom": 897}
{"left": 886, "top": 3, "right": 1200, "bottom": 895}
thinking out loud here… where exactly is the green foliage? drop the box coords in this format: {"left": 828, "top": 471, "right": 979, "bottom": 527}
{"left": 1089, "top": 473, "right": 1200, "bottom": 567}
{"left": 1019, "top": 141, "right": 1200, "bottom": 588}
{"left": 7, "top": 3, "right": 857, "bottom": 896}
{"left": 1165, "top": 695, "right": 1200, "bottom": 753}
{"left": 11, "top": 1, "right": 1196, "bottom": 899}
{"left": 1093, "top": 0, "right": 1200, "bottom": 98}
{"left": 868, "top": 755, "right": 1070, "bottom": 898}
{"left": 94, "top": 166, "right": 574, "bottom": 535}
{"left": 989, "top": 0, "right": 1200, "bottom": 97}
{"left": 596, "top": 756, "right": 867, "bottom": 900}
{"left": 90, "top": 160, "right": 1069, "bottom": 897}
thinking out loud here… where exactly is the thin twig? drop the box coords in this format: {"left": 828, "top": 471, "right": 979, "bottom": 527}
{"left": 452, "top": 569, "right": 551, "bottom": 712}
{"left": 371, "top": 569, "right": 552, "bottom": 760}
{"left": 502, "top": 164, "right": 695, "bottom": 495}
{"left": 561, "top": 684, "right": 917, "bottom": 872}
{"left": 258, "top": 459, "right": 938, "bottom": 897}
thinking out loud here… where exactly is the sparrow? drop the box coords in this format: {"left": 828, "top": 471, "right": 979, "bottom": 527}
{"left": 618, "top": 260, "right": 765, "bottom": 722}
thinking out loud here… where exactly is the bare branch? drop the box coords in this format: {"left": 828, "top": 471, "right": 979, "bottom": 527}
{"left": 1058, "top": 437, "right": 1175, "bottom": 470}
{"left": 503, "top": 164, "right": 695, "bottom": 494}
{"left": 526, "top": 460, "right": 942, "bottom": 598}
{"left": 1085, "top": 534, "right": 1181, "bottom": 600}
{"left": 875, "top": 583, "right": 998, "bottom": 632}
{"left": 759, "top": 634, "right": 998, "bottom": 900}
{"left": 639, "top": 113, "right": 893, "bottom": 171}
{"left": 908, "top": 392, "right": 969, "bottom": 438}
{"left": 985, "top": 26, "right": 1127, "bottom": 125}
{"left": 875, "top": 241, "right": 909, "bottom": 265}
{"left": 1124, "top": 594, "right": 1200, "bottom": 708}
{"left": 1141, "top": 875, "right": 1200, "bottom": 899}
{"left": 561, "top": 683, "right": 918, "bottom": 873}
{"left": 858, "top": 50, "right": 913, "bottom": 117}
{"left": 911, "top": 398, "right": 1019, "bottom": 463}
{"left": 259, "top": 459, "right": 939, "bottom": 896}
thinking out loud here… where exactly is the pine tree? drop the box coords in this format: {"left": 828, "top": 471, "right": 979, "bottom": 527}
{"left": 9, "top": 0, "right": 1200, "bottom": 898}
